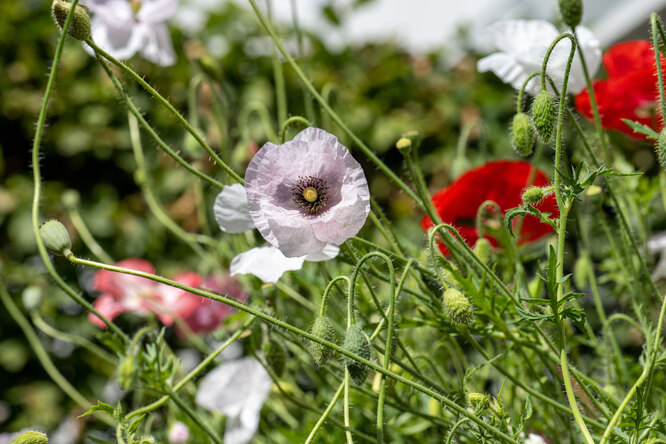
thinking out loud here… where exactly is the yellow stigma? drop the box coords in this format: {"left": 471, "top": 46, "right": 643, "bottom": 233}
{"left": 302, "top": 187, "right": 318, "bottom": 203}
{"left": 130, "top": 0, "right": 142, "bottom": 15}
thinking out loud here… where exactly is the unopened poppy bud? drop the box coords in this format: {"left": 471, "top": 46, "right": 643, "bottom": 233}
{"left": 511, "top": 112, "right": 535, "bottom": 156}
{"left": 10, "top": 431, "right": 48, "bottom": 444}
{"left": 118, "top": 354, "right": 139, "bottom": 390}
{"left": 262, "top": 340, "right": 286, "bottom": 377}
{"left": 39, "top": 219, "right": 72, "bottom": 255}
{"left": 61, "top": 189, "right": 80, "bottom": 210}
{"left": 531, "top": 90, "right": 557, "bottom": 143}
{"left": 395, "top": 137, "right": 412, "bottom": 156}
{"left": 655, "top": 128, "right": 666, "bottom": 169}
{"left": 467, "top": 392, "right": 489, "bottom": 409}
{"left": 308, "top": 315, "right": 336, "bottom": 366}
{"left": 443, "top": 288, "right": 474, "bottom": 325}
{"left": 522, "top": 186, "right": 545, "bottom": 204}
{"left": 342, "top": 325, "right": 371, "bottom": 385}
{"left": 51, "top": 0, "right": 91, "bottom": 41}
{"left": 473, "top": 238, "right": 491, "bottom": 264}
{"left": 558, "top": 0, "right": 582, "bottom": 28}
{"left": 401, "top": 130, "right": 420, "bottom": 150}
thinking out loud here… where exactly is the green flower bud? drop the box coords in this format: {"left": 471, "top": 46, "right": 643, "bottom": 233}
{"left": 61, "top": 189, "right": 80, "bottom": 210}
{"left": 558, "top": 0, "right": 582, "bottom": 28}
{"left": 308, "top": 315, "right": 337, "bottom": 366}
{"left": 39, "top": 219, "right": 72, "bottom": 255}
{"left": 531, "top": 90, "right": 557, "bottom": 143}
{"left": 522, "top": 186, "right": 545, "bottom": 204}
{"left": 467, "top": 392, "right": 490, "bottom": 409}
{"left": 342, "top": 325, "right": 371, "bottom": 385}
{"left": 655, "top": 128, "right": 666, "bottom": 169}
{"left": 401, "top": 130, "right": 421, "bottom": 150}
{"left": 473, "top": 238, "right": 491, "bottom": 264}
{"left": 10, "top": 431, "right": 48, "bottom": 444}
{"left": 262, "top": 340, "right": 286, "bottom": 377}
{"left": 118, "top": 354, "right": 139, "bottom": 391}
{"left": 395, "top": 137, "right": 412, "bottom": 156}
{"left": 51, "top": 0, "right": 91, "bottom": 41}
{"left": 511, "top": 112, "right": 535, "bottom": 156}
{"left": 443, "top": 288, "right": 474, "bottom": 325}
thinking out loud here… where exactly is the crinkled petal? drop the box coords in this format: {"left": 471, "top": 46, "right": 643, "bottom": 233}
{"left": 138, "top": 0, "right": 179, "bottom": 24}
{"left": 139, "top": 23, "right": 176, "bottom": 66}
{"left": 230, "top": 245, "right": 306, "bottom": 284}
{"left": 85, "top": 0, "right": 133, "bottom": 23}
{"left": 92, "top": 258, "right": 156, "bottom": 300}
{"left": 88, "top": 293, "right": 128, "bottom": 328}
{"left": 88, "top": 16, "right": 147, "bottom": 61}
{"left": 153, "top": 272, "right": 204, "bottom": 325}
{"left": 478, "top": 53, "right": 537, "bottom": 93}
{"left": 214, "top": 184, "right": 255, "bottom": 233}
{"left": 304, "top": 244, "right": 340, "bottom": 262}
{"left": 486, "top": 20, "right": 558, "bottom": 57}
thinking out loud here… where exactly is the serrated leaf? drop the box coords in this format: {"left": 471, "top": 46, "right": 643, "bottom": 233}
{"left": 622, "top": 118, "right": 659, "bottom": 140}
{"left": 78, "top": 400, "right": 115, "bottom": 418}
{"left": 128, "top": 414, "right": 145, "bottom": 435}
{"left": 524, "top": 396, "right": 533, "bottom": 420}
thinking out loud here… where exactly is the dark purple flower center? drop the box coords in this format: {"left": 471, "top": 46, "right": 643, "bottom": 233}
{"left": 291, "top": 176, "right": 329, "bottom": 214}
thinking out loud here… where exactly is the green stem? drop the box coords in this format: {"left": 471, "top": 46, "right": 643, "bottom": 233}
{"left": 165, "top": 386, "right": 223, "bottom": 444}
{"left": 67, "top": 209, "right": 114, "bottom": 264}
{"left": 343, "top": 369, "right": 354, "bottom": 444}
{"left": 280, "top": 115, "right": 313, "bottom": 142}
{"left": 305, "top": 381, "right": 346, "bottom": 444}
{"left": 446, "top": 418, "right": 470, "bottom": 444}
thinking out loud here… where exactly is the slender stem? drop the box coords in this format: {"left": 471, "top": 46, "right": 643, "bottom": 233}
{"left": 305, "top": 381, "right": 346, "bottom": 444}
{"left": 280, "top": 115, "right": 312, "bottom": 142}
{"left": 343, "top": 369, "right": 354, "bottom": 444}
{"left": 67, "top": 209, "right": 114, "bottom": 264}
{"left": 266, "top": 0, "right": 288, "bottom": 126}
{"left": 446, "top": 418, "right": 470, "bottom": 444}
{"left": 165, "top": 386, "right": 223, "bottom": 444}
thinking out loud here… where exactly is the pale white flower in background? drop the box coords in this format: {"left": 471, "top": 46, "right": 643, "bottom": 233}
{"left": 477, "top": 20, "right": 601, "bottom": 95}
{"left": 168, "top": 421, "right": 190, "bottom": 444}
{"left": 648, "top": 231, "right": 666, "bottom": 281}
{"left": 195, "top": 356, "right": 272, "bottom": 444}
{"left": 85, "top": 0, "right": 178, "bottom": 66}
{"left": 525, "top": 433, "right": 548, "bottom": 444}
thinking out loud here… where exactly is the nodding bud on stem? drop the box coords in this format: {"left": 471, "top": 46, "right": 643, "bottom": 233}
{"left": 473, "top": 238, "right": 491, "bottom": 264}
{"left": 656, "top": 128, "right": 666, "bottom": 169}
{"left": 558, "top": 0, "right": 582, "bottom": 29}
{"left": 522, "top": 186, "right": 545, "bottom": 204}
{"left": 467, "top": 392, "right": 490, "bottom": 409}
{"left": 308, "top": 315, "right": 336, "bottom": 366}
{"left": 511, "top": 112, "right": 535, "bottom": 156}
{"left": 10, "top": 431, "right": 49, "bottom": 444}
{"left": 51, "top": 0, "right": 91, "bottom": 41}
{"left": 531, "top": 90, "right": 557, "bottom": 143}
{"left": 342, "top": 325, "right": 371, "bottom": 385}
{"left": 442, "top": 288, "right": 474, "bottom": 325}
{"left": 39, "top": 219, "right": 72, "bottom": 255}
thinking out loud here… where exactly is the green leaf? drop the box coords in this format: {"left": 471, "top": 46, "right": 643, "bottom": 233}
{"left": 78, "top": 400, "right": 115, "bottom": 418}
{"left": 622, "top": 118, "right": 659, "bottom": 140}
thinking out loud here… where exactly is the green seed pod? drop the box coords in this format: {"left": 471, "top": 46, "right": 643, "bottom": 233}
{"left": 467, "top": 392, "right": 490, "bottom": 409}
{"left": 558, "top": 0, "right": 582, "bottom": 28}
{"left": 342, "top": 325, "right": 371, "bottom": 385}
{"left": 51, "top": 0, "right": 91, "bottom": 41}
{"left": 117, "top": 354, "right": 139, "bottom": 391}
{"left": 511, "top": 112, "right": 535, "bottom": 156}
{"left": 655, "top": 128, "right": 666, "bottom": 169}
{"left": 39, "top": 219, "right": 71, "bottom": 255}
{"left": 443, "top": 288, "right": 474, "bottom": 325}
{"left": 473, "top": 238, "right": 491, "bottom": 264}
{"left": 531, "top": 90, "right": 557, "bottom": 143}
{"left": 10, "top": 431, "right": 48, "bottom": 444}
{"left": 522, "top": 186, "right": 545, "bottom": 204}
{"left": 308, "top": 316, "right": 336, "bottom": 366}
{"left": 262, "top": 340, "right": 286, "bottom": 377}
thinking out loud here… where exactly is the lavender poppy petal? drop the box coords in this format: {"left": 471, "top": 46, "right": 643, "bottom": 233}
{"left": 140, "top": 24, "right": 176, "bottom": 66}
{"left": 214, "top": 184, "right": 255, "bottom": 233}
{"left": 230, "top": 245, "right": 306, "bottom": 284}
{"left": 304, "top": 244, "right": 339, "bottom": 262}
{"left": 139, "top": 0, "right": 179, "bottom": 24}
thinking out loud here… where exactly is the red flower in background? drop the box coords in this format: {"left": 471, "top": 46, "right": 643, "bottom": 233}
{"left": 575, "top": 40, "right": 666, "bottom": 139}
{"left": 421, "top": 160, "right": 558, "bottom": 254}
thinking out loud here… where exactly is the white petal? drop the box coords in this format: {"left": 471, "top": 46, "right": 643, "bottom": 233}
{"left": 214, "top": 184, "right": 255, "bottom": 233}
{"left": 478, "top": 53, "right": 539, "bottom": 94}
{"left": 525, "top": 434, "right": 548, "bottom": 444}
{"left": 139, "top": 0, "right": 179, "bottom": 23}
{"left": 304, "top": 244, "right": 339, "bottom": 262}
{"left": 567, "top": 26, "right": 601, "bottom": 94}
{"left": 140, "top": 24, "right": 176, "bottom": 66}
{"left": 648, "top": 231, "right": 666, "bottom": 253}
{"left": 230, "top": 246, "right": 305, "bottom": 284}
{"left": 485, "top": 20, "right": 557, "bottom": 59}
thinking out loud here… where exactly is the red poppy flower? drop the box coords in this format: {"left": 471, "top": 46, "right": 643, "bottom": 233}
{"left": 575, "top": 40, "right": 666, "bottom": 139}
{"left": 421, "top": 160, "right": 558, "bottom": 254}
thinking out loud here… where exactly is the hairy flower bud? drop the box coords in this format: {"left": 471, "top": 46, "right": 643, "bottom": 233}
{"left": 467, "top": 392, "right": 490, "bottom": 409}
{"left": 308, "top": 315, "right": 337, "bottom": 366}
{"left": 522, "top": 186, "right": 545, "bottom": 204}
{"left": 656, "top": 128, "right": 666, "bottom": 169}
{"left": 531, "top": 90, "right": 557, "bottom": 143}
{"left": 51, "top": 0, "right": 91, "bottom": 41}
{"left": 473, "top": 238, "right": 491, "bottom": 264}
{"left": 262, "top": 340, "right": 286, "bottom": 377}
{"left": 10, "top": 431, "right": 48, "bottom": 444}
{"left": 511, "top": 112, "right": 535, "bottom": 156}
{"left": 117, "top": 354, "right": 139, "bottom": 391}
{"left": 395, "top": 137, "right": 412, "bottom": 156}
{"left": 39, "top": 219, "right": 72, "bottom": 255}
{"left": 342, "top": 325, "right": 371, "bottom": 385}
{"left": 558, "top": 0, "right": 582, "bottom": 28}
{"left": 443, "top": 288, "right": 474, "bottom": 325}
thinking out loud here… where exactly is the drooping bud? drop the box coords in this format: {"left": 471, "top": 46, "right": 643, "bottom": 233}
{"left": 473, "top": 238, "right": 491, "bottom": 264}
{"left": 511, "top": 112, "right": 535, "bottom": 156}
{"left": 39, "top": 219, "right": 72, "bottom": 255}
{"left": 51, "top": 0, "right": 91, "bottom": 41}
{"left": 117, "top": 354, "right": 139, "bottom": 390}
{"left": 262, "top": 340, "right": 286, "bottom": 377}
{"left": 342, "top": 325, "right": 371, "bottom": 385}
{"left": 655, "top": 128, "right": 666, "bottom": 169}
{"left": 9, "top": 431, "right": 48, "bottom": 444}
{"left": 467, "top": 392, "right": 490, "bottom": 409}
{"left": 558, "top": 0, "right": 582, "bottom": 28}
{"left": 395, "top": 137, "right": 412, "bottom": 156}
{"left": 442, "top": 288, "right": 474, "bottom": 325}
{"left": 522, "top": 186, "right": 545, "bottom": 204}
{"left": 531, "top": 90, "right": 557, "bottom": 143}
{"left": 308, "top": 316, "right": 337, "bottom": 366}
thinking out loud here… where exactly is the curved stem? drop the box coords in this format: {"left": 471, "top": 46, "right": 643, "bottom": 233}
{"left": 280, "top": 115, "right": 312, "bottom": 142}
{"left": 165, "top": 386, "right": 223, "bottom": 444}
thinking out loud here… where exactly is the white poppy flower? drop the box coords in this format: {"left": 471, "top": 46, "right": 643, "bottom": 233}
{"left": 477, "top": 20, "right": 601, "bottom": 95}
{"left": 525, "top": 433, "right": 548, "bottom": 444}
{"left": 84, "top": 0, "right": 178, "bottom": 66}
{"left": 195, "top": 357, "right": 272, "bottom": 444}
